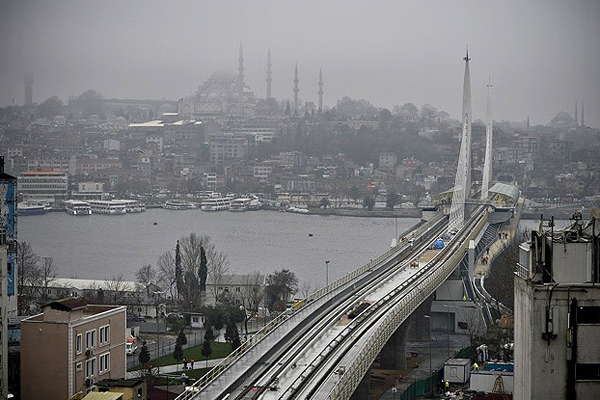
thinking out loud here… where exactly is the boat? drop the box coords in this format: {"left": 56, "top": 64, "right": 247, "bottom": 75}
{"left": 64, "top": 200, "right": 92, "bottom": 216}
{"left": 201, "top": 197, "right": 231, "bottom": 211}
{"left": 88, "top": 200, "right": 128, "bottom": 215}
{"left": 122, "top": 199, "right": 146, "bottom": 213}
{"left": 287, "top": 206, "right": 309, "bottom": 214}
{"left": 17, "top": 202, "right": 46, "bottom": 215}
{"left": 248, "top": 198, "right": 262, "bottom": 211}
{"left": 229, "top": 198, "right": 252, "bottom": 212}
{"left": 163, "top": 200, "right": 196, "bottom": 210}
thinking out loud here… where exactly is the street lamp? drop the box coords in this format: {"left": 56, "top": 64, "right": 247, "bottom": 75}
{"left": 424, "top": 315, "right": 432, "bottom": 394}
{"left": 325, "top": 260, "right": 330, "bottom": 287}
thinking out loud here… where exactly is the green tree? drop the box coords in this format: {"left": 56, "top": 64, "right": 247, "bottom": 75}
{"left": 173, "top": 342, "right": 184, "bottom": 365}
{"left": 176, "top": 329, "right": 187, "bottom": 347}
{"left": 224, "top": 321, "right": 236, "bottom": 343}
{"left": 232, "top": 328, "right": 242, "bottom": 351}
{"left": 199, "top": 246, "right": 208, "bottom": 292}
{"left": 204, "top": 324, "right": 215, "bottom": 342}
{"left": 201, "top": 339, "right": 212, "bottom": 367}
{"left": 319, "top": 197, "right": 331, "bottom": 209}
{"left": 38, "top": 95, "right": 63, "bottom": 118}
{"left": 266, "top": 269, "right": 298, "bottom": 308}
{"left": 363, "top": 196, "right": 376, "bottom": 211}
{"left": 138, "top": 342, "right": 151, "bottom": 365}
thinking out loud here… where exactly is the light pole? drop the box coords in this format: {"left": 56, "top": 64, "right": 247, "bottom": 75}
{"left": 325, "top": 260, "right": 330, "bottom": 287}
{"left": 443, "top": 305, "right": 450, "bottom": 358}
{"left": 424, "top": 314, "right": 432, "bottom": 394}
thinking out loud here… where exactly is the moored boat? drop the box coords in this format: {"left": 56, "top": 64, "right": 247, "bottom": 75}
{"left": 64, "top": 200, "right": 92, "bottom": 215}
{"left": 164, "top": 200, "right": 196, "bottom": 210}
{"left": 201, "top": 197, "right": 231, "bottom": 211}
{"left": 229, "top": 198, "right": 252, "bottom": 212}
{"left": 17, "top": 202, "right": 46, "bottom": 215}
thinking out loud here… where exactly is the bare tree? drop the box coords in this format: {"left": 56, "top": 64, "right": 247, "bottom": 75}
{"left": 156, "top": 251, "right": 176, "bottom": 300}
{"left": 102, "top": 275, "right": 130, "bottom": 304}
{"left": 135, "top": 264, "right": 156, "bottom": 295}
{"left": 208, "top": 250, "right": 230, "bottom": 304}
{"left": 238, "top": 272, "right": 265, "bottom": 335}
{"left": 16, "top": 242, "right": 40, "bottom": 314}
{"left": 36, "top": 257, "right": 58, "bottom": 304}
{"left": 299, "top": 280, "right": 313, "bottom": 300}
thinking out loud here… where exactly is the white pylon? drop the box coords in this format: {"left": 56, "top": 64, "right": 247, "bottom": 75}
{"left": 481, "top": 78, "right": 493, "bottom": 200}
{"left": 449, "top": 49, "right": 473, "bottom": 231}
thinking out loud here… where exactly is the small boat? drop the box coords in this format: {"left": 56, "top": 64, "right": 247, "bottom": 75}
{"left": 17, "top": 202, "right": 46, "bottom": 215}
{"left": 248, "top": 198, "right": 262, "bottom": 211}
{"left": 64, "top": 200, "right": 92, "bottom": 216}
{"left": 163, "top": 200, "right": 196, "bottom": 210}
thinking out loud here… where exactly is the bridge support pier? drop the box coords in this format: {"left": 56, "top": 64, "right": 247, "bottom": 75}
{"left": 350, "top": 367, "right": 371, "bottom": 400}
{"left": 380, "top": 323, "right": 409, "bottom": 370}
{"left": 407, "top": 295, "right": 433, "bottom": 342}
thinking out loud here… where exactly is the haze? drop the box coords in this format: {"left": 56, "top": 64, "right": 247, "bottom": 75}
{"left": 1, "top": 0, "right": 599, "bottom": 127}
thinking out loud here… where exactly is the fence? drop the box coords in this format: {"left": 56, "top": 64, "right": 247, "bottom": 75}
{"left": 398, "top": 346, "right": 475, "bottom": 400}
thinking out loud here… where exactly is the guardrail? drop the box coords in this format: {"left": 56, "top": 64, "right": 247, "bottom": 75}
{"left": 175, "top": 214, "right": 446, "bottom": 399}
{"left": 326, "top": 209, "right": 487, "bottom": 400}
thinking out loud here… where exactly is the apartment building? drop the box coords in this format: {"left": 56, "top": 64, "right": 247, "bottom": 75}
{"left": 21, "top": 298, "right": 126, "bottom": 400}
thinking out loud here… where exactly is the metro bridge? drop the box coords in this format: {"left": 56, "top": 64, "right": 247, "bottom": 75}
{"left": 174, "top": 50, "right": 515, "bottom": 400}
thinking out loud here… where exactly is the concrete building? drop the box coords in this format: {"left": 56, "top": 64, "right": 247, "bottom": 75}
{"left": 514, "top": 213, "right": 600, "bottom": 400}
{"left": 17, "top": 170, "right": 69, "bottom": 204}
{"left": 21, "top": 298, "right": 127, "bottom": 400}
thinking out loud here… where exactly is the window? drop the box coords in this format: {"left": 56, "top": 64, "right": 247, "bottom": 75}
{"left": 76, "top": 362, "right": 83, "bottom": 372}
{"left": 576, "top": 363, "right": 600, "bottom": 381}
{"left": 577, "top": 307, "right": 600, "bottom": 324}
{"left": 99, "top": 325, "right": 110, "bottom": 346}
{"left": 85, "top": 330, "right": 96, "bottom": 349}
{"left": 76, "top": 334, "right": 82, "bottom": 354}
{"left": 85, "top": 358, "right": 96, "bottom": 378}
{"left": 99, "top": 353, "right": 110, "bottom": 374}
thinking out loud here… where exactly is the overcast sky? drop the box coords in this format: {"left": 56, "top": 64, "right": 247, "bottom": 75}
{"left": 1, "top": 0, "right": 599, "bottom": 127}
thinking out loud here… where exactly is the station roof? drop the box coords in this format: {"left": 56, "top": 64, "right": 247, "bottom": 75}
{"left": 489, "top": 182, "right": 520, "bottom": 203}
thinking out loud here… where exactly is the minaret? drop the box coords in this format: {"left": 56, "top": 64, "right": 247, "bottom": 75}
{"left": 481, "top": 78, "right": 493, "bottom": 200}
{"left": 574, "top": 100, "right": 578, "bottom": 126}
{"left": 527, "top": 116, "right": 530, "bottom": 133}
{"left": 238, "top": 42, "right": 244, "bottom": 117}
{"left": 318, "top": 68, "right": 324, "bottom": 113}
{"left": 581, "top": 101, "right": 585, "bottom": 127}
{"left": 293, "top": 63, "right": 299, "bottom": 115}
{"left": 266, "top": 48, "right": 272, "bottom": 100}
{"left": 449, "top": 48, "right": 473, "bottom": 230}
{"left": 24, "top": 73, "right": 33, "bottom": 106}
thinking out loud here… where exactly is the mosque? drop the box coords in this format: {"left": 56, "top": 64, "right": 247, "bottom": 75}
{"left": 179, "top": 44, "right": 257, "bottom": 119}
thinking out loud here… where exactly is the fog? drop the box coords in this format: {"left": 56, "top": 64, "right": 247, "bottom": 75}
{"left": 1, "top": 0, "right": 599, "bottom": 126}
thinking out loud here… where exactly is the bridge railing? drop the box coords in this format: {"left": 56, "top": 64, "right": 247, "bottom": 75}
{"left": 327, "top": 210, "right": 487, "bottom": 400}
{"left": 176, "top": 214, "right": 446, "bottom": 398}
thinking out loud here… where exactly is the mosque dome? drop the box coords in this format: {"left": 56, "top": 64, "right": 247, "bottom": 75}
{"left": 207, "top": 92, "right": 220, "bottom": 101}
{"left": 115, "top": 116, "right": 127, "bottom": 124}
{"left": 550, "top": 111, "right": 575, "bottom": 127}
{"left": 209, "top": 68, "right": 238, "bottom": 82}
{"left": 53, "top": 115, "right": 67, "bottom": 125}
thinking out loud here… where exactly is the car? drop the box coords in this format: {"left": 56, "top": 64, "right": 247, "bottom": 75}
{"left": 408, "top": 238, "right": 416, "bottom": 246}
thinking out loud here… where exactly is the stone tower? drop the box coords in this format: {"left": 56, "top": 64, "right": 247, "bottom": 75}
{"left": 318, "top": 68, "right": 324, "bottom": 112}
{"left": 238, "top": 42, "right": 244, "bottom": 117}
{"left": 293, "top": 63, "right": 299, "bottom": 115}
{"left": 266, "top": 48, "right": 272, "bottom": 100}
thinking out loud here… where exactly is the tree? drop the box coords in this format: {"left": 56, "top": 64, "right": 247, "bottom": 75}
{"left": 16, "top": 242, "right": 40, "bottom": 314}
{"left": 201, "top": 339, "right": 212, "bottom": 367}
{"left": 299, "top": 280, "right": 312, "bottom": 299}
{"left": 319, "top": 197, "right": 331, "bottom": 209}
{"left": 224, "top": 321, "right": 236, "bottom": 343}
{"left": 204, "top": 324, "right": 215, "bottom": 342}
{"left": 239, "top": 272, "right": 265, "bottom": 335}
{"left": 232, "top": 327, "right": 242, "bottom": 351}
{"left": 363, "top": 196, "right": 376, "bottom": 211}
{"left": 173, "top": 342, "right": 184, "bottom": 365}
{"left": 135, "top": 264, "right": 156, "bottom": 296}
{"left": 176, "top": 329, "right": 188, "bottom": 347}
{"left": 37, "top": 257, "right": 58, "bottom": 304}
{"left": 102, "top": 275, "right": 130, "bottom": 304}
{"left": 199, "top": 246, "right": 207, "bottom": 292}
{"left": 138, "top": 342, "right": 151, "bottom": 365}
{"left": 420, "top": 104, "right": 438, "bottom": 128}
{"left": 386, "top": 192, "right": 400, "bottom": 211}
{"left": 266, "top": 269, "right": 298, "bottom": 309}
{"left": 38, "top": 95, "right": 63, "bottom": 118}
{"left": 156, "top": 251, "right": 176, "bottom": 300}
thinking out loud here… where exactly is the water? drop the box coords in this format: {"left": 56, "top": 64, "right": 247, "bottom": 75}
{"left": 19, "top": 210, "right": 420, "bottom": 288}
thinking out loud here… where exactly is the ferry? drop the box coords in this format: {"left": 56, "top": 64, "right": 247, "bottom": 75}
{"left": 248, "top": 198, "right": 262, "bottom": 211}
{"left": 88, "top": 200, "right": 127, "bottom": 215}
{"left": 64, "top": 200, "right": 92, "bottom": 216}
{"left": 164, "top": 200, "right": 196, "bottom": 210}
{"left": 201, "top": 197, "right": 231, "bottom": 211}
{"left": 229, "top": 198, "right": 252, "bottom": 212}
{"left": 122, "top": 199, "right": 146, "bottom": 213}
{"left": 17, "top": 202, "right": 46, "bottom": 215}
